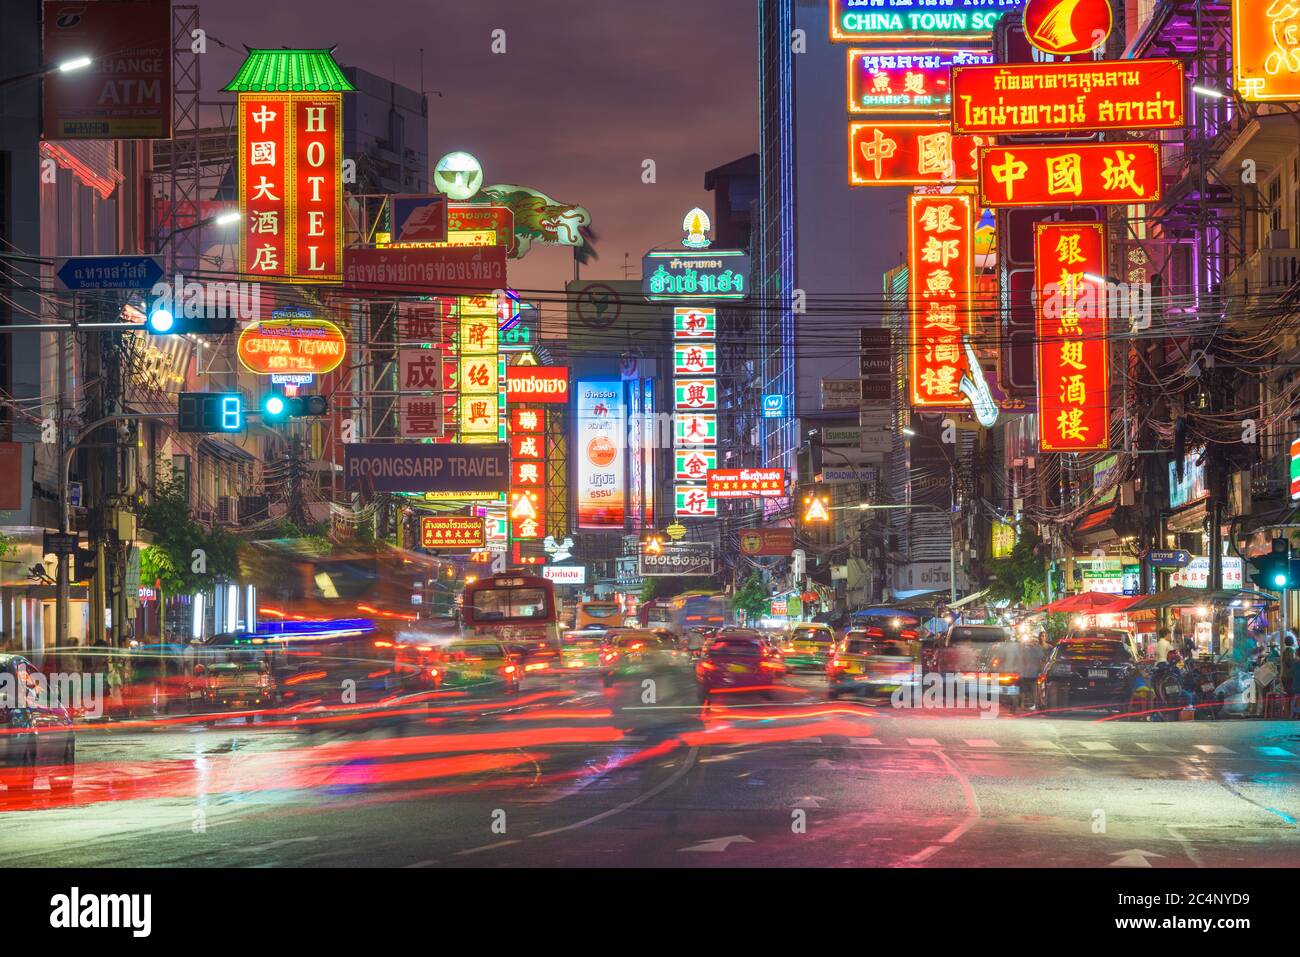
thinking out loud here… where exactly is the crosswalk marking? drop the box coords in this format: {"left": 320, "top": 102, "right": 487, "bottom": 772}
{"left": 850, "top": 737, "right": 882, "bottom": 745}
{"left": 1257, "top": 746, "right": 1295, "bottom": 757}
{"left": 1194, "top": 744, "right": 1234, "bottom": 754}
{"left": 1078, "top": 741, "right": 1118, "bottom": 751}
{"left": 906, "top": 737, "right": 940, "bottom": 747}
{"left": 1025, "top": 739, "right": 1062, "bottom": 749}
{"left": 963, "top": 739, "right": 999, "bottom": 748}
{"left": 1136, "top": 742, "right": 1172, "bottom": 752}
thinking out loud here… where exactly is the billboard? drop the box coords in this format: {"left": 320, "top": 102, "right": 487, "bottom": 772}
{"left": 343, "top": 246, "right": 507, "bottom": 294}
{"left": 643, "top": 250, "right": 749, "bottom": 300}
{"left": 42, "top": 0, "right": 172, "bottom": 139}
{"left": 850, "top": 122, "right": 984, "bottom": 186}
{"left": 237, "top": 93, "right": 343, "bottom": 282}
{"left": 951, "top": 59, "right": 1186, "bottom": 135}
{"left": 505, "top": 366, "right": 570, "bottom": 403}
{"left": 420, "top": 516, "right": 485, "bottom": 549}
{"left": 847, "top": 47, "right": 993, "bottom": 115}
{"left": 978, "top": 143, "right": 1162, "bottom": 208}
{"left": 639, "top": 541, "right": 715, "bottom": 577}
{"left": 1035, "top": 222, "right": 1110, "bottom": 452}
{"left": 738, "top": 527, "right": 795, "bottom": 557}
{"left": 707, "top": 469, "right": 786, "bottom": 500}
{"left": 1234, "top": 0, "right": 1300, "bottom": 101}
{"left": 343, "top": 444, "right": 509, "bottom": 493}
{"left": 576, "top": 381, "right": 625, "bottom": 528}
{"left": 908, "top": 193, "right": 975, "bottom": 407}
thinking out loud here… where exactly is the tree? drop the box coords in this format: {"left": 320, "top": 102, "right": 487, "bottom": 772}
{"left": 731, "top": 573, "right": 770, "bottom": 623}
{"left": 138, "top": 473, "right": 237, "bottom": 594}
{"left": 984, "top": 532, "right": 1046, "bottom": 608}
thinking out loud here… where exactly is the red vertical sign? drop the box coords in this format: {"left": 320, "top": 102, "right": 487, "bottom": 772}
{"left": 908, "top": 192, "right": 975, "bottom": 407}
{"left": 509, "top": 406, "right": 546, "bottom": 540}
{"left": 293, "top": 95, "right": 342, "bottom": 280}
{"left": 239, "top": 94, "right": 289, "bottom": 281}
{"left": 1035, "top": 222, "right": 1109, "bottom": 452}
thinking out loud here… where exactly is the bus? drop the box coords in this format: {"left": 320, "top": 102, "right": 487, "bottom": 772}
{"left": 638, "top": 592, "right": 728, "bottom": 636}
{"left": 462, "top": 573, "right": 561, "bottom": 670}
{"left": 574, "top": 598, "right": 624, "bottom": 632}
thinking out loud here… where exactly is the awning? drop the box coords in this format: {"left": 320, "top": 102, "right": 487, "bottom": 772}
{"left": 1042, "top": 592, "right": 1141, "bottom": 614}
{"left": 948, "top": 587, "right": 990, "bottom": 610}
{"left": 1126, "top": 586, "right": 1276, "bottom": 611}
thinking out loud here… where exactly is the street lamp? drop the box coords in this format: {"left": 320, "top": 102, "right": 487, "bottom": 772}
{"left": 0, "top": 55, "right": 95, "bottom": 90}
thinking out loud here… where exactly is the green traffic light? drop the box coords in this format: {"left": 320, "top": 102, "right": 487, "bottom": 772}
{"left": 262, "top": 393, "right": 287, "bottom": 419}
{"left": 1275, "top": 572, "right": 1288, "bottom": 588}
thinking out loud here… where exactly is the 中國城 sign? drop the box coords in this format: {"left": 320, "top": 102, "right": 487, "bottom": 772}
{"left": 830, "top": 0, "right": 1015, "bottom": 42}
{"left": 850, "top": 122, "right": 985, "bottom": 186}
{"left": 951, "top": 59, "right": 1186, "bottom": 135}
{"left": 237, "top": 318, "right": 347, "bottom": 375}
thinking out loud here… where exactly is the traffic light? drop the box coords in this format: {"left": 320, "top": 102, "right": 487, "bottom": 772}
{"left": 1250, "top": 537, "right": 1292, "bottom": 591}
{"left": 178, "top": 392, "right": 243, "bottom": 433}
{"left": 261, "top": 391, "right": 328, "bottom": 423}
{"left": 144, "top": 302, "right": 237, "bottom": 336}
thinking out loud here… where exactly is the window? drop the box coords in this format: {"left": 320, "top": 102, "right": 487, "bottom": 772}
{"left": 470, "top": 587, "right": 548, "bottom": 621}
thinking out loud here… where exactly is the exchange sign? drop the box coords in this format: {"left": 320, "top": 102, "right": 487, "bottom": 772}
{"left": 849, "top": 122, "right": 985, "bottom": 186}
{"left": 830, "top": 0, "right": 1014, "bottom": 42}
{"left": 1035, "top": 222, "right": 1109, "bottom": 453}
{"left": 951, "top": 59, "right": 1186, "bottom": 135}
{"left": 978, "top": 143, "right": 1162, "bottom": 208}
{"left": 847, "top": 48, "right": 993, "bottom": 115}
{"left": 420, "top": 516, "right": 485, "bottom": 549}
{"left": 707, "top": 469, "right": 786, "bottom": 500}
{"left": 237, "top": 318, "right": 347, "bottom": 375}
{"left": 908, "top": 193, "right": 975, "bottom": 407}
{"left": 1233, "top": 0, "right": 1300, "bottom": 101}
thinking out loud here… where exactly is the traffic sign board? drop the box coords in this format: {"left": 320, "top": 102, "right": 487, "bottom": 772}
{"left": 55, "top": 255, "right": 163, "bottom": 292}
{"left": 43, "top": 531, "right": 79, "bottom": 557}
{"left": 1144, "top": 549, "right": 1192, "bottom": 568}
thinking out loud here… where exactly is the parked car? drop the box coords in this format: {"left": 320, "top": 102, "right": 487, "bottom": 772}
{"left": 1037, "top": 638, "right": 1139, "bottom": 713}
{"left": 0, "top": 654, "right": 75, "bottom": 793}
{"left": 934, "top": 624, "right": 1027, "bottom": 709}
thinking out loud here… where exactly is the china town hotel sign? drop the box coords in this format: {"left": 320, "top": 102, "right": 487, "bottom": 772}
{"left": 225, "top": 49, "right": 353, "bottom": 283}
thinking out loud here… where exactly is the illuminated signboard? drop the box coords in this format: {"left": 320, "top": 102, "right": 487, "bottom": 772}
{"left": 847, "top": 48, "right": 994, "bottom": 115}
{"left": 458, "top": 296, "right": 499, "bottom": 441}
{"left": 738, "top": 527, "right": 795, "bottom": 557}
{"left": 977, "top": 143, "right": 1162, "bottom": 208}
{"left": 509, "top": 488, "right": 545, "bottom": 540}
{"left": 1035, "top": 222, "right": 1109, "bottom": 453}
{"left": 236, "top": 92, "right": 343, "bottom": 282}
{"left": 1023, "top": 0, "right": 1113, "bottom": 56}
{"left": 420, "top": 516, "right": 485, "bottom": 549}
{"left": 907, "top": 193, "right": 975, "bottom": 408}
{"left": 643, "top": 251, "right": 749, "bottom": 301}
{"left": 674, "top": 306, "right": 716, "bottom": 339}
{"left": 675, "top": 448, "right": 717, "bottom": 482}
{"left": 674, "top": 413, "right": 717, "bottom": 447}
{"left": 674, "top": 378, "right": 718, "bottom": 411}
{"left": 576, "top": 381, "right": 625, "bottom": 528}
{"left": 401, "top": 395, "right": 444, "bottom": 439}
{"left": 1233, "top": 0, "right": 1300, "bottom": 101}
{"left": 706, "top": 468, "right": 786, "bottom": 500}
{"left": 505, "top": 366, "right": 569, "bottom": 403}
{"left": 849, "top": 122, "right": 985, "bottom": 186}
{"left": 830, "top": 0, "right": 1015, "bottom": 42}
{"left": 951, "top": 59, "right": 1186, "bottom": 135}
{"left": 674, "top": 485, "right": 718, "bottom": 518}
{"left": 673, "top": 342, "right": 717, "bottom": 376}
{"left": 237, "top": 318, "right": 347, "bottom": 375}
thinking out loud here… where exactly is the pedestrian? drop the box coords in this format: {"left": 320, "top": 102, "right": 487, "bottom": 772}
{"left": 1153, "top": 628, "right": 1172, "bottom": 664}
{"left": 1283, "top": 635, "right": 1297, "bottom": 696}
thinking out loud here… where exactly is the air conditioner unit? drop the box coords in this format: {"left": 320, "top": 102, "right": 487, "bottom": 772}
{"left": 196, "top": 509, "right": 214, "bottom": 526}
{"left": 216, "top": 496, "right": 238, "bottom": 525}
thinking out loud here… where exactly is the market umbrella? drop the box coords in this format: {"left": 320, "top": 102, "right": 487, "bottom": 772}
{"left": 1041, "top": 592, "right": 1139, "bottom": 614}
{"left": 1126, "top": 586, "right": 1272, "bottom": 612}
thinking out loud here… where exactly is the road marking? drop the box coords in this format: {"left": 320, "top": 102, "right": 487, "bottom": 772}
{"left": 1110, "top": 848, "right": 1163, "bottom": 867}
{"left": 906, "top": 737, "right": 940, "bottom": 747}
{"left": 1257, "top": 746, "right": 1295, "bottom": 757}
{"left": 679, "top": 835, "right": 754, "bottom": 853}
{"left": 454, "top": 840, "right": 520, "bottom": 857}
{"left": 908, "top": 844, "right": 944, "bottom": 864}
{"left": 963, "top": 739, "right": 999, "bottom": 748}
{"left": 850, "top": 737, "right": 882, "bottom": 745}
{"left": 1078, "top": 741, "right": 1118, "bottom": 751}
{"left": 1025, "top": 739, "right": 1061, "bottom": 749}
{"left": 1194, "top": 745, "right": 1233, "bottom": 754}
{"left": 1136, "top": 742, "right": 1172, "bottom": 752}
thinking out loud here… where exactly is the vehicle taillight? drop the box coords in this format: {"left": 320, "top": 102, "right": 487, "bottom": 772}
{"left": 866, "top": 627, "right": 884, "bottom": 637}
{"left": 502, "top": 664, "right": 517, "bottom": 675}
{"left": 899, "top": 629, "right": 917, "bottom": 639}
{"left": 699, "top": 660, "right": 717, "bottom": 671}
{"left": 374, "top": 640, "right": 393, "bottom": 649}
{"left": 429, "top": 668, "right": 440, "bottom": 678}
{"left": 998, "top": 673, "right": 1020, "bottom": 685}
{"left": 761, "top": 658, "right": 783, "bottom": 671}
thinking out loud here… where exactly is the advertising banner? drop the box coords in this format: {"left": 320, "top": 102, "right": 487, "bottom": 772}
{"left": 343, "top": 444, "right": 509, "bottom": 493}
{"left": 738, "top": 527, "right": 795, "bottom": 557}
{"left": 343, "top": 245, "right": 507, "bottom": 294}
{"left": 420, "top": 516, "right": 485, "bottom": 549}
{"left": 576, "top": 381, "right": 625, "bottom": 528}
{"left": 237, "top": 318, "right": 347, "bottom": 375}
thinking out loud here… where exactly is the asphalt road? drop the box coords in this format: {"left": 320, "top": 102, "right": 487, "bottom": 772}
{"left": 5, "top": 665, "right": 1299, "bottom": 867}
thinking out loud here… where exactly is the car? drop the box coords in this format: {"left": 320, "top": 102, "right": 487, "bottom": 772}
{"left": 0, "top": 654, "right": 75, "bottom": 793}
{"left": 429, "top": 639, "right": 521, "bottom": 694}
{"left": 599, "top": 630, "right": 678, "bottom": 686}
{"left": 827, "top": 634, "right": 917, "bottom": 699}
{"left": 1036, "top": 638, "right": 1139, "bottom": 713}
{"left": 1074, "top": 628, "right": 1141, "bottom": 662}
{"left": 696, "top": 633, "right": 786, "bottom": 701}
{"left": 559, "top": 629, "right": 607, "bottom": 672}
{"left": 782, "top": 623, "right": 838, "bottom": 673}
{"left": 934, "top": 624, "right": 1027, "bottom": 708}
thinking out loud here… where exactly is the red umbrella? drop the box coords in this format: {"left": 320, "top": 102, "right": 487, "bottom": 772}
{"left": 1042, "top": 592, "right": 1140, "bottom": 614}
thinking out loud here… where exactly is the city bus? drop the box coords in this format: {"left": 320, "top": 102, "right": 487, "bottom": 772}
{"left": 574, "top": 598, "right": 624, "bottom": 632}
{"left": 638, "top": 592, "right": 729, "bottom": 635}
{"left": 462, "top": 573, "right": 561, "bottom": 671}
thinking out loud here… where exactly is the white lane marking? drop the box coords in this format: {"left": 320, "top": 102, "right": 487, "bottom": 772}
{"left": 1078, "top": 741, "right": 1118, "bottom": 751}
{"left": 1136, "top": 742, "right": 1172, "bottom": 752}
{"left": 906, "top": 737, "right": 940, "bottom": 747}
{"left": 529, "top": 746, "right": 700, "bottom": 839}
{"left": 908, "top": 844, "right": 943, "bottom": 864}
{"left": 1025, "top": 739, "right": 1061, "bottom": 749}
{"left": 1194, "top": 745, "right": 1233, "bottom": 754}
{"left": 1257, "top": 746, "right": 1296, "bottom": 757}
{"left": 454, "top": 840, "right": 521, "bottom": 857}
{"left": 850, "top": 737, "right": 882, "bottom": 745}
{"left": 905, "top": 749, "right": 982, "bottom": 866}
{"left": 963, "top": 739, "right": 998, "bottom": 748}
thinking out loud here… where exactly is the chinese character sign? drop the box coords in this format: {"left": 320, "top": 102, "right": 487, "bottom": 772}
{"left": 1035, "top": 222, "right": 1109, "bottom": 453}
{"left": 509, "top": 404, "right": 545, "bottom": 539}
{"left": 908, "top": 193, "right": 974, "bottom": 408}
{"left": 1233, "top": 0, "right": 1300, "bottom": 101}
{"left": 951, "top": 60, "right": 1186, "bottom": 135}
{"left": 238, "top": 93, "right": 343, "bottom": 281}
{"left": 673, "top": 307, "right": 716, "bottom": 339}
{"left": 850, "top": 122, "right": 985, "bottom": 185}
{"left": 978, "top": 143, "right": 1162, "bottom": 208}
{"left": 458, "top": 297, "right": 500, "bottom": 441}
{"left": 673, "top": 342, "right": 717, "bottom": 376}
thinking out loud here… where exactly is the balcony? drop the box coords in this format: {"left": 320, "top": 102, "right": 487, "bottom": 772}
{"left": 1224, "top": 247, "right": 1300, "bottom": 306}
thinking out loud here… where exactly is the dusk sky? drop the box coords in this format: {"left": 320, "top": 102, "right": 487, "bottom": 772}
{"left": 199, "top": 0, "right": 760, "bottom": 307}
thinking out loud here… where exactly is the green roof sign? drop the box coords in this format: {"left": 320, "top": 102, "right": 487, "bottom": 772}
{"left": 223, "top": 49, "right": 355, "bottom": 93}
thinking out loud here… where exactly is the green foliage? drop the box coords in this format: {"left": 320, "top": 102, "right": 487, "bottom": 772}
{"left": 984, "top": 531, "right": 1046, "bottom": 607}
{"left": 1042, "top": 612, "right": 1070, "bottom": 642}
{"left": 731, "top": 573, "right": 770, "bottom": 622}
{"left": 0, "top": 531, "right": 13, "bottom": 565}
{"left": 137, "top": 473, "right": 237, "bottom": 593}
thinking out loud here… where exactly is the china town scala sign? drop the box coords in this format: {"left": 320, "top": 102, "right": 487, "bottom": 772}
{"left": 237, "top": 317, "right": 347, "bottom": 375}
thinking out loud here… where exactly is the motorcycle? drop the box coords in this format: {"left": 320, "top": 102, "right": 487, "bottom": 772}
{"left": 1151, "top": 660, "right": 1193, "bottom": 721}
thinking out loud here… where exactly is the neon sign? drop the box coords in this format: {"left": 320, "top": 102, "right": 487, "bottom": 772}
{"left": 978, "top": 142, "right": 1162, "bottom": 208}
{"left": 830, "top": 0, "right": 1017, "bottom": 42}
{"left": 907, "top": 193, "right": 975, "bottom": 408}
{"left": 849, "top": 122, "right": 986, "bottom": 186}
